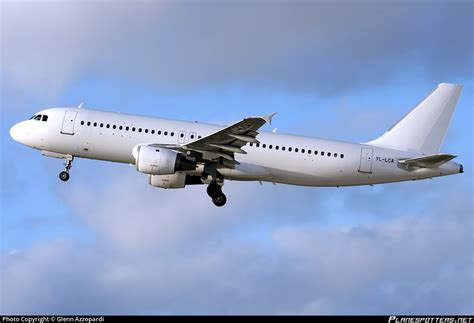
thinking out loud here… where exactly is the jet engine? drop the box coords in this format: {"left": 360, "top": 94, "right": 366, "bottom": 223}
{"left": 134, "top": 145, "right": 196, "bottom": 175}
{"left": 149, "top": 174, "right": 204, "bottom": 189}
{"left": 149, "top": 173, "right": 186, "bottom": 189}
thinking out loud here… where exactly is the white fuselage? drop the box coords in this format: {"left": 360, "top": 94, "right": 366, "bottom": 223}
{"left": 10, "top": 107, "right": 462, "bottom": 187}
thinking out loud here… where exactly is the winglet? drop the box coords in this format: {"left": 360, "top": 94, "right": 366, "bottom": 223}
{"left": 262, "top": 112, "right": 277, "bottom": 125}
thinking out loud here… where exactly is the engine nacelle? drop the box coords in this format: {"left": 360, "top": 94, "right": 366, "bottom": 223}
{"left": 134, "top": 145, "right": 196, "bottom": 175}
{"left": 149, "top": 173, "right": 186, "bottom": 189}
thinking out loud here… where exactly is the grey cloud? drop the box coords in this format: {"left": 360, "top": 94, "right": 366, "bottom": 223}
{"left": 273, "top": 205, "right": 473, "bottom": 314}
{"left": 53, "top": 170, "right": 327, "bottom": 253}
{"left": 1, "top": 1, "right": 472, "bottom": 312}
{"left": 1, "top": 169, "right": 472, "bottom": 314}
{"left": 1, "top": 0, "right": 472, "bottom": 99}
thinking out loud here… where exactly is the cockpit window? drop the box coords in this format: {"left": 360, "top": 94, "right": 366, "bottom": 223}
{"left": 34, "top": 115, "right": 42, "bottom": 121}
{"left": 42, "top": 115, "right": 48, "bottom": 122}
{"left": 29, "top": 115, "right": 37, "bottom": 120}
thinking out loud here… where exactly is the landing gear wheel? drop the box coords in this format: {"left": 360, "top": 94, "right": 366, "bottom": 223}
{"left": 212, "top": 193, "right": 227, "bottom": 207}
{"left": 205, "top": 169, "right": 226, "bottom": 207}
{"left": 207, "top": 182, "right": 222, "bottom": 198}
{"left": 59, "top": 171, "right": 70, "bottom": 182}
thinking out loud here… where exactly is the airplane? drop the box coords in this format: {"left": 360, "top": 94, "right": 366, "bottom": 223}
{"left": 10, "top": 83, "right": 464, "bottom": 207}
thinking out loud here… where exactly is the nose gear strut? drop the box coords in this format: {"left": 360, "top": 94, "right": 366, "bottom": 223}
{"left": 59, "top": 156, "right": 74, "bottom": 182}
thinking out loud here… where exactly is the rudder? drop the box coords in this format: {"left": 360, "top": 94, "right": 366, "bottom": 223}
{"left": 367, "top": 83, "right": 463, "bottom": 154}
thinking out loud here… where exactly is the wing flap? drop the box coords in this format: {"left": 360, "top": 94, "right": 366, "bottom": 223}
{"left": 209, "top": 144, "right": 247, "bottom": 154}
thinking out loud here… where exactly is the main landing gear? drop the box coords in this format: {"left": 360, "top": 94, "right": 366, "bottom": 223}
{"left": 59, "top": 157, "right": 73, "bottom": 182}
{"left": 207, "top": 182, "right": 227, "bottom": 207}
{"left": 203, "top": 163, "right": 227, "bottom": 207}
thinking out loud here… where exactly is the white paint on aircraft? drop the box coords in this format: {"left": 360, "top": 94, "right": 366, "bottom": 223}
{"left": 10, "top": 83, "right": 464, "bottom": 206}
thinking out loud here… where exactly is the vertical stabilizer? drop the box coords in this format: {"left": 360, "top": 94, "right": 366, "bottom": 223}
{"left": 367, "top": 83, "right": 463, "bottom": 154}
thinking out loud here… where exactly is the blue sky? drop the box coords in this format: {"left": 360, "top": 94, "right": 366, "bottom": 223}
{"left": 1, "top": 0, "right": 473, "bottom": 315}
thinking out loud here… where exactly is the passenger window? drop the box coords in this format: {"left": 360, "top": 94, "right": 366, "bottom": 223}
{"left": 100, "top": 123, "right": 103, "bottom": 128}
{"left": 119, "top": 126, "right": 123, "bottom": 130}
{"left": 106, "top": 124, "right": 110, "bottom": 128}
{"left": 93, "top": 122, "right": 97, "bottom": 127}
{"left": 256, "top": 143, "right": 260, "bottom": 148}
{"left": 275, "top": 146, "right": 279, "bottom": 150}
{"left": 151, "top": 130, "right": 155, "bottom": 134}
{"left": 87, "top": 122, "right": 91, "bottom": 126}
{"left": 262, "top": 144, "right": 266, "bottom": 148}
{"left": 132, "top": 127, "right": 136, "bottom": 132}
{"left": 321, "top": 152, "right": 325, "bottom": 156}
{"left": 282, "top": 147, "right": 286, "bottom": 151}
{"left": 328, "top": 152, "right": 331, "bottom": 157}
{"left": 198, "top": 135, "right": 202, "bottom": 139}
{"left": 295, "top": 148, "right": 299, "bottom": 152}
{"left": 42, "top": 115, "right": 48, "bottom": 122}
{"left": 113, "top": 125, "right": 116, "bottom": 129}
{"left": 180, "top": 133, "right": 184, "bottom": 138}
{"left": 269, "top": 145, "right": 273, "bottom": 149}
{"left": 81, "top": 121, "right": 85, "bottom": 125}
{"left": 158, "top": 130, "right": 162, "bottom": 135}
{"left": 249, "top": 143, "right": 253, "bottom": 146}
{"left": 190, "top": 134, "right": 195, "bottom": 139}
{"left": 145, "top": 129, "right": 148, "bottom": 133}
{"left": 314, "top": 151, "right": 318, "bottom": 155}
{"left": 164, "top": 131, "right": 168, "bottom": 136}
{"left": 171, "top": 132, "right": 174, "bottom": 136}
{"left": 302, "top": 149, "right": 305, "bottom": 153}
{"left": 341, "top": 154, "right": 344, "bottom": 158}
{"left": 289, "top": 147, "right": 292, "bottom": 152}
{"left": 308, "top": 150, "right": 311, "bottom": 154}
{"left": 334, "top": 153, "right": 338, "bottom": 157}
{"left": 139, "top": 128, "right": 142, "bottom": 133}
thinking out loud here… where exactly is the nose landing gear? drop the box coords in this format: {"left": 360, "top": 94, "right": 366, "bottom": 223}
{"left": 59, "top": 157, "right": 73, "bottom": 182}
{"left": 207, "top": 182, "right": 227, "bottom": 207}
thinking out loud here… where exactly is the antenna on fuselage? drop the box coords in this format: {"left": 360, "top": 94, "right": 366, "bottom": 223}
{"left": 78, "top": 103, "right": 84, "bottom": 109}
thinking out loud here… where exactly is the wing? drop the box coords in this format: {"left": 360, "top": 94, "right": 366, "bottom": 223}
{"left": 398, "top": 153, "right": 456, "bottom": 168}
{"left": 152, "top": 113, "right": 276, "bottom": 165}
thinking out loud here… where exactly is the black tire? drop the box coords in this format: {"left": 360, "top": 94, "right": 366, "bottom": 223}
{"left": 59, "top": 171, "right": 70, "bottom": 182}
{"left": 212, "top": 193, "right": 227, "bottom": 207}
{"left": 207, "top": 183, "right": 221, "bottom": 198}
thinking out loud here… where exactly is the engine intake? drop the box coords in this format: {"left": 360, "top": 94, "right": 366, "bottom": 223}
{"left": 134, "top": 145, "right": 196, "bottom": 175}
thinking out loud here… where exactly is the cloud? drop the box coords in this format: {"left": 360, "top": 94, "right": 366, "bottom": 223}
{"left": 1, "top": 0, "right": 472, "bottom": 315}
{"left": 1, "top": 170, "right": 472, "bottom": 314}
{"left": 1, "top": 0, "right": 472, "bottom": 99}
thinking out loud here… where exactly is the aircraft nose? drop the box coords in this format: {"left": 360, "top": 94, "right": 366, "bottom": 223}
{"left": 10, "top": 123, "right": 21, "bottom": 142}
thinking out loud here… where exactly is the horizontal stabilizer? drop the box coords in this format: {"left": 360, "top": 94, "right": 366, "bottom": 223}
{"left": 398, "top": 153, "right": 456, "bottom": 168}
